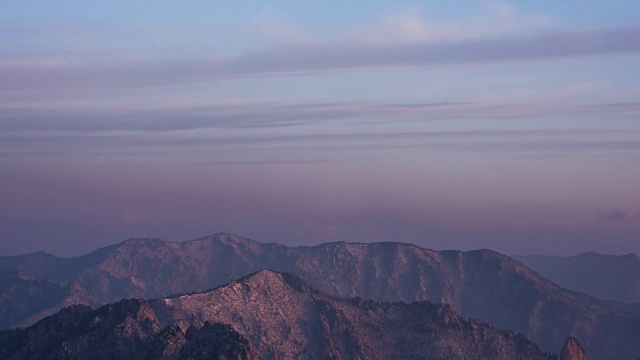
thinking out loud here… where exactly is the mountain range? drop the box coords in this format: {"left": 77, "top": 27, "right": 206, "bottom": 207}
{"left": 0, "top": 270, "right": 588, "bottom": 360}
{"left": 1, "top": 233, "right": 638, "bottom": 359}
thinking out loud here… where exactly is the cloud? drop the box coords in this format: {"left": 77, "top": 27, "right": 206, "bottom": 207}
{"left": 335, "top": 4, "right": 555, "bottom": 46}
{"left": 231, "top": 25, "right": 640, "bottom": 73}
{"left": 3, "top": 120, "right": 639, "bottom": 169}
{"left": 2, "top": 99, "right": 639, "bottom": 134}
{"left": 2, "top": 25, "right": 640, "bottom": 95}
{"left": 605, "top": 208, "right": 640, "bottom": 221}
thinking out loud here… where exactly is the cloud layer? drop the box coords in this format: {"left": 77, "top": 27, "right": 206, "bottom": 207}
{"left": 2, "top": 25, "right": 640, "bottom": 96}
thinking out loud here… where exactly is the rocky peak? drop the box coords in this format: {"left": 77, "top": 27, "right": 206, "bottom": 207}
{"left": 233, "top": 270, "right": 312, "bottom": 294}
{"left": 191, "top": 233, "right": 254, "bottom": 246}
{"left": 559, "top": 336, "right": 590, "bottom": 360}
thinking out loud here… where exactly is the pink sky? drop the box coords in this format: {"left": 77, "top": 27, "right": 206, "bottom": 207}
{"left": 1, "top": 1, "right": 639, "bottom": 256}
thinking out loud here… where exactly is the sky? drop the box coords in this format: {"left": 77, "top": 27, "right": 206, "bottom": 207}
{"left": 1, "top": 1, "right": 639, "bottom": 257}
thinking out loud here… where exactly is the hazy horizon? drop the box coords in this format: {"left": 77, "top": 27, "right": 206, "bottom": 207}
{"left": 2, "top": 1, "right": 639, "bottom": 257}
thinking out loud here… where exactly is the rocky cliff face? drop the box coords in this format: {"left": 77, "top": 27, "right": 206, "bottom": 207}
{"left": 0, "top": 271, "right": 586, "bottom": 360}
{"left": 0, "top": 234, "right": 632, "bottom": 359}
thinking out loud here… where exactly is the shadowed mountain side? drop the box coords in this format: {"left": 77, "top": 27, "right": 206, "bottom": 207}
{"left": 0, "top": 271, "right": 585, "bottom": 360}
{"left": 0, "top": 301, "right": 259, "bottom": 360}
{"left": 0, "top": 234, "right": 637, "bottom": 359}
{"left": 0, "top": 270, "right": 94, "bottom": 329}
{"left": 514, "top": 252, "right": 640, "bottom": 304}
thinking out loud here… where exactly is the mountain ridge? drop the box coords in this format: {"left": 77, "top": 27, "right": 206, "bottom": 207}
{"left": 1, "top": 270, "right": 585, "bottom": 360}
{"left": 1, "top": 233, "right": 638, "bottom": 359}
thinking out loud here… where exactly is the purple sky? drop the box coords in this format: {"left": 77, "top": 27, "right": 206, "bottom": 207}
{"left": 1, "top": 1, "right": 640, "bottom": 256}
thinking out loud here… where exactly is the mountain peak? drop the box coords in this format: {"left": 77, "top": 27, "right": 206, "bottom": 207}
{"left": 121, "top": 237, "right": 165, "bottom": 247}
{"left": 182, "top": 233, "right": 258, "bottom": 246}
{"left": 220, "top": 270, "right": 312, "bottom": 296}
{"left": 559, "top": 336, "right": 590, "bottom": 360}
{"left": 236, "top": 269, "right": 286, "bottom": 283}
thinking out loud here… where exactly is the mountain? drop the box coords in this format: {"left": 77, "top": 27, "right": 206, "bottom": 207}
{"left": 0, "top": 270, "right": 585, "bottom": 360}
{"left": 514, "top": 252, "right": 640, "bottom": 303}
{"left": 0, "top": 269, "right": 94, "bottom": 329}
{"left": 1, "top": 234, "right": 638, "bottom": 359}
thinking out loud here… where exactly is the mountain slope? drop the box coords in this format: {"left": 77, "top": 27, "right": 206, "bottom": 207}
{"left": 1, "top": 234, "right": 637, "bottom": 359}
{"left": 0, "top": 271, "right": 583, "bottom": 360}
{"left": 0, "top": 300, "right": 259, "bottom": 360}
{"left": 0, "top": 269, "right": 94, "bottom": 329}
{"left": 514, "top": 252, "right": 640, "bottom": 303}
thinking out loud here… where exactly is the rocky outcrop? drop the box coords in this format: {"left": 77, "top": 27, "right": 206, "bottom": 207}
{"left": 559, "top": 336, "right": 590, "bottom": 360}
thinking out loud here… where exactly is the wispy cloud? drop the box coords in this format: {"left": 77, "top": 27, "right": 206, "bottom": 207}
{"left": 229, "top": 25, "right": 640, "bottom": 73}
{"left": 2, "top": 24, "right": 639, "bottom": 95}
{"left": 2, "top": 99, "right": 639, "bottom": 134}
{"left": 3, "top": 120, "right": 640, "bottom": 167}
{"left": 342, "top": 4, "right": 555, "bottom": 45}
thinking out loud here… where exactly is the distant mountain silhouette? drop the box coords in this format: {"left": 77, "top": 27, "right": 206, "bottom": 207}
{"left": 0, "top": 233, "right": 637, "bottom": 359}
{"left": 514, "top": 252, "right": 640, "bottom": 303}
{"left": 0, "top": 270, "right": 586, "bottom": 360}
